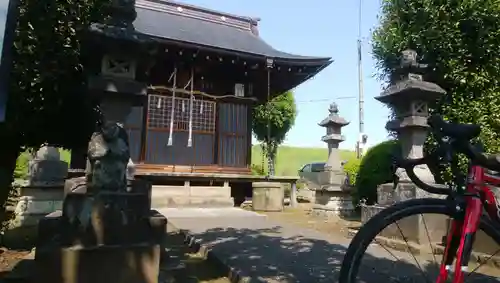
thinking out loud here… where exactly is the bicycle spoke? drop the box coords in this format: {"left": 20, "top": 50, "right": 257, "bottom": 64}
{"left": 420, "top": 213, "right": 438, "bottom": 264}
{"left": 372, "top": 238, "right": 402, "bottom": 262}
{"left": 464, "top": 247, "right": 500, "bottom": 282}
{"left": 394, "top": 221, "right": 432, "bottom": 283}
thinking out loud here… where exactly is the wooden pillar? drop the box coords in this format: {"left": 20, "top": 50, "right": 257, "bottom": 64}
{"left": 246, "top": 104, "right": 252, "bottom": 168}
{"left": 213, "top": 102, "right": 220, "bottom": 165}
{"left": 290, "top": 181, "right": 298, "bottom": 208}
{"left": 139, "top": 98, "right": 148, "bottom": 163}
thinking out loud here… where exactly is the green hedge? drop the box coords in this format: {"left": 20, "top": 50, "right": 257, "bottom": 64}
{"left": 342, "top": 157, "right": 361, "bottom": 187}
{"left": 353, "top": 140, "right": 399, "bottom": 206}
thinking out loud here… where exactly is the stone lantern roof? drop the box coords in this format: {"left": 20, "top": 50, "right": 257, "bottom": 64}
{"left": 375, "top": 49, "right": 446, "bottom": 105}
{"left": 318, "top": 103, "right": 349, "bottom": 127}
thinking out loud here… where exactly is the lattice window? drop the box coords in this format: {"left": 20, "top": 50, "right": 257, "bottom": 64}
{"left": 411, "top": 101, "right": 428, "bottom": 116}
{"left": 101, "top": 55, "right": 136, "bottom": 79}
{"left": 147, "top": 94, "right": 216, "bottom": 133}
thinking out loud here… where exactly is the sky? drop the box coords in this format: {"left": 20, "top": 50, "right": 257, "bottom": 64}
{"left": 181, "top": 0, "right": 390, "bottom": 150}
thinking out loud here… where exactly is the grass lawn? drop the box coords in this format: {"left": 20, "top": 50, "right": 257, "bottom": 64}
{"left": 251, "top": 145, "right": 356, "bottom": 176}
{"left": 16, "top": 146, "right": 354, "bottom": 178}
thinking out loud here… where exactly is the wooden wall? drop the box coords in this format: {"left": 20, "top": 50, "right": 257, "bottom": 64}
{"left": 123, "top": 93, "right": 249, "bottom": 168}
{"left": 218, "top": 103, "right": 248, "bottom": 167}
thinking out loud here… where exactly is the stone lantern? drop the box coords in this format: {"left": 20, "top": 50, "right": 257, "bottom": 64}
{"left": 375, "top": 49, "right": 446, "bottom": 201}
{"left": 86, "top": 0, "right": 146, "bottom": 179}
{"left": 312, "top": 103, "right": 353, "bottom": 217}
{"left": 362, "top": 50, "right": 448, "bottom": 245}
{"left": 319, "top": 102, "right": 349, "bottom": 172}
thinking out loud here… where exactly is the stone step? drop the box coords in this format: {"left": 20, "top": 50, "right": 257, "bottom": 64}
{"left": 151, "top": 185, "right": 230, "bottom": 198}
{"left": 151, "top": 196, "right": 234, "bottom": 208}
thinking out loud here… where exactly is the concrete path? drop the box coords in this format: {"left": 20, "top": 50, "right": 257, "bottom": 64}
{"left": 160, "top": 208, "right": 500, "bottom": 282}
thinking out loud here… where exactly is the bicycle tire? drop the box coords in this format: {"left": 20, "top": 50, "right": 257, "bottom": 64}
{"left": 339, "top": 198, "right": 500, "bottom": 282}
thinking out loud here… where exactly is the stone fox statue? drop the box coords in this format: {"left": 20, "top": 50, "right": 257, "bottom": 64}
{"left": 62, "top": 122, "right": 132, "bottom": 245}
{"left": 86, "top": 122, "right": 131, "bottom": 192}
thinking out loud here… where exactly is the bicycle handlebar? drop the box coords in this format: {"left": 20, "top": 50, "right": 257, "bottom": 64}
{"left": 397, "top": 155, "right": 450, "bottom": 195}
{"left": 396, "top": 115, "right": 500, "bottom": 195}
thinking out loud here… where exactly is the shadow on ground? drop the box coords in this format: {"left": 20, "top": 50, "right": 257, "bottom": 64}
{"left": 192, "top": 225, "right": 500, "bottom": 282}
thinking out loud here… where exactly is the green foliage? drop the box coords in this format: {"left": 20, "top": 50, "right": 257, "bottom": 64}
{"left": 372, "top": 0, "right": 500, "bottom": 164}
{"left": 14, "top": 152, "right": 31, "bottom": 180}
{"left": 4, "top": 0, "right": 111, "bottom": 148}
{"left": 251, "top": 145, "right": 356, "bottom": 176}
{"left": 354, "top": 140, "right": 399, "bottom": 206}
{"left": 250, "top": 164, "right": 265, "bottom": 176}
{"left": 252, "top": 91, "right": 297, "bottom": 175}
{"left": 0, "top": 0, "right": 110, "bottom": 215}
{"left": 343, "top": 157, "right": 361, "bottom": 187}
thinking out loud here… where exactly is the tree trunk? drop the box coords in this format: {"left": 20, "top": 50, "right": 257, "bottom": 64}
{"left": 260, "top": 143, "right": 266, "bottom": 175}
{"left": 0, "top": 140, "right": 21, "bottom": 223}
{"left": 267, "top": 144, "right": 277, "bottom": 176}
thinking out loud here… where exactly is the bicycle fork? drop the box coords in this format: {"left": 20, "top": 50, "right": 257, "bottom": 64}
{"left": 436, "top": 195, "right": 482, "bottom": 283}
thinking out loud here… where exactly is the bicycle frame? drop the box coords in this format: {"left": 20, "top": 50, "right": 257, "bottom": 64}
{"left": 437, "top": 165, "right": 500, "bottom": 283}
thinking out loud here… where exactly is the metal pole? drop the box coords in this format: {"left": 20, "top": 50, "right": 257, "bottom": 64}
{"left": 0, "top": 0, "right": 19, "bottom": 123}
{"left": 266, "top": 58, "right": 274, "bottom": 176}
{"left": 356, "top": 0, "right": 364, "bottom": 159}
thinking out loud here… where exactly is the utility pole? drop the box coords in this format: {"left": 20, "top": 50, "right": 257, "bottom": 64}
{"left": 356, "top": 0, "right": 365, "bottom": 159}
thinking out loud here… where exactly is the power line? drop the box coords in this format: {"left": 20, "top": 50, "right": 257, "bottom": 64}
{"left": 295, "top": 96, "right": 356, "bottom": 104}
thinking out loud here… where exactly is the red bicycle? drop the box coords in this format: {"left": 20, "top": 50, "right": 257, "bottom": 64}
{"left": 339, "top": 115, "right": 500, "bottom": 282}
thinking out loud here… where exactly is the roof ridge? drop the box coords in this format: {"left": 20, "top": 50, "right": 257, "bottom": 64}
{"left": 136, "top": 0, "right": 260, "bottom": 31}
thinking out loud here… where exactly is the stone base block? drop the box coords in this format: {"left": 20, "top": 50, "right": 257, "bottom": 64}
{"left": 252, "top": 182, "right": 284, "bottom": 212}
{"left": 311, "top": 205, "right": 354, "bottom": 218}
{"left": 377, "top": 181, "right": 446, "bottom": 206}
{"left": 313, "top": 190, "right": 354, "bottom": 217}
{"left": 361, "top": 204, "right": 448, "bottom": 245}
{"left": 35, "top": 243, "right": 160, "bottom": 283}
{"left": 3, "top": 186, "right": 65, "bottom": 249}
{"left": 36, "top": 210, "right": 167, "bottom": 248}
{"left": 151, "top": 185, "right": 233, "bottom": 208}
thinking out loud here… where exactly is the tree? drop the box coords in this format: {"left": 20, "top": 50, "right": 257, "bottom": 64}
{"left": 0, "top": 0, "right": 111, "bottom": 219}
{"left": 372, "top": 0, "right": 500, "bottom": 162}
{"left": 252, "top": 91, "right": 297, "bottom": 176}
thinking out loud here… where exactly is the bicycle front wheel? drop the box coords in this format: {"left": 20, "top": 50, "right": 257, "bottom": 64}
{"left": 339, "top": 198, "right": 500, "bottom": 282}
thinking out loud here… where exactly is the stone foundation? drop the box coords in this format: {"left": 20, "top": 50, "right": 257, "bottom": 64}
{"left": 312, "top": 189, "right": 354, "bottom": 217}
{"left": 151, "top": 181, "right": 234, "bottom": 209}
{"left": 35, "top": 243, "right": 160, "bottom": 283}
{"left": 362, "top": 181, "right": 448, "bottom": 245}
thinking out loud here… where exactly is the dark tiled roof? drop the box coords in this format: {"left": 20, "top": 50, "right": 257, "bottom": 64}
{"left": 91, "top": 0, "right": 331, "bottom": 64}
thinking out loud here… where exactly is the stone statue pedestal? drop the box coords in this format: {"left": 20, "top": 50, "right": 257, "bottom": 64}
{"left": 34, "top": 179, "right": 166, "bottom": 283}
{"left": 3, "top": 146, "right": 68, "bottom": 248}
{"left": 34, "top": 122, "right": 165, "bottom": 283}
{"left": 312, "top": 171, "right": 354, "bottom": 218}
{"left": 35, "top": 242, "right": 160, "bottom": 283}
